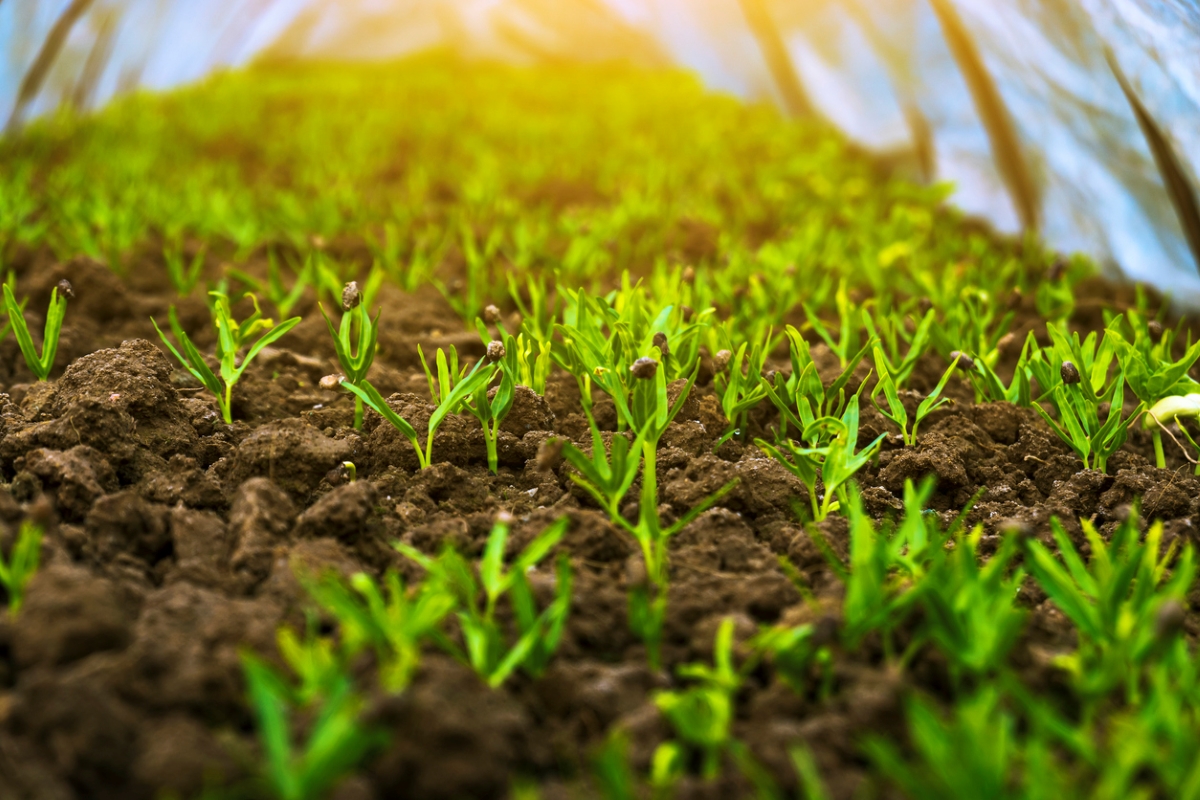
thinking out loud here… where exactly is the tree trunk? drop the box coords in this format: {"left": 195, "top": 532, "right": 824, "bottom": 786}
{"left": 927, "top": 0, "right": 1041, "bottom": 233}
{"left": 737, "top": 0, "right": 814, "bottom": 118}
{"left": 6, "top": 0, "right": 98, "bottom": 134}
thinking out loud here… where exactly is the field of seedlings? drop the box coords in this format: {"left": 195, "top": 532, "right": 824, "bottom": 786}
{"left": 2, "top": 55, "right": 1200, "bottom": 800}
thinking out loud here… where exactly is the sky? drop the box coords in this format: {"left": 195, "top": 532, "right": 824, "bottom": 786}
{"left": 4, "top": 0, "right": 1200, "bottom": 302}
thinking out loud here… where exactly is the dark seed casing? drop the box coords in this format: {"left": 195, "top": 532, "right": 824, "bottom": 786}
{"left": 630, "top": 357, "right": 658, "bottom": 380}
{"left": 1060, "top": 361, "right": 1081, "bottom": 385}
{"left": 342, "top": 281, "right": 361, "bottom": 310}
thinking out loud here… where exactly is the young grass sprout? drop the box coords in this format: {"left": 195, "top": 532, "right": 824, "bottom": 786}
{"left": 3, "top": 278, "right": 71, "bottom": 381}
{"left": 341, "top": 345, "right": 494, "bottom": 469}
{"left": 0, "top": 520, "right": 42, "bottom": 616}
{"left": 153, "top": 291, "right": 300, "bottom": 423}
{"left": 396, "top": 515, "right": 573, "bottom": 687}
{"left": 320, "top": 281, "right": 381, "bottom": 429}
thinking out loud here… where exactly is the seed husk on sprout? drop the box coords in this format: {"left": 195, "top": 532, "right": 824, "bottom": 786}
{"left": 486, "top": 340, "right": 506, "bottom": 363}
{"left": 681, "top": 266, "right": 695, "bottom": 285}
{"left": 342, "top": 281, "right": 361, "bottom": 311}
{"left": 56, "top": 279, "right": 75, "bottom": 299}
{"left": 1155, "top": 599, "right": 1186, "bottom": 640}
{"left": 652, "top": 332, "right": 670, "bottom": 358}
{"left": 1049, "top": 257, "right": 1068, "bottom": 282}
{"left": 1000, "top": 518, "right": 1033, "bottom": 540}
{"left": 949, "top": 351, "right": 975, "bottom": 371}
{"left": 630, "top": 357, "right": 658, "bottom": 380}
{"left": 1060, "top": 361, "right": 1081, "bottom": 385}
{"left": 319, "top": 374, "right": 343, "bottom": 390}
{"left": 713, "top": 349, "right": 732, "bottom": 372}
{"left": 483, "top": 304, "right": 502, "bottom": 324}
{"left": 1148, "top": 320, "right": 1164, "bottom": 341}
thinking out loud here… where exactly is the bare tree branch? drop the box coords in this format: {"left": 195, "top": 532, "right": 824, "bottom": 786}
{"left": 737, "top": 0, "right": 815, "bottom": 118}
{"left": 6, "top": 0, "right": 98, "bottom": 134}
{"left": 70, "top": 7, "right": 118, "bottom": 112}
{"left": 927, "top": 0, "right": 1041, "bottom": 233}
{"left": 1108, "top": 49, "right": 1200, "bottom": 277}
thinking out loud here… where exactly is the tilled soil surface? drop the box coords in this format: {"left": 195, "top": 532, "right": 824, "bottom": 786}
{"left": 0, "top": 256, "right": 1196, "bottom": 799}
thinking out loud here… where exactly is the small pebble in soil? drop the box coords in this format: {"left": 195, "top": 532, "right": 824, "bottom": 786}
{"left": 536, "top": 438, "right": 564, "bottom": 472}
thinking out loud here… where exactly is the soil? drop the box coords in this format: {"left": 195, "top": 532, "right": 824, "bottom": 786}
{"left": 0, "top": 253, "right": 1195, "bottom": 800}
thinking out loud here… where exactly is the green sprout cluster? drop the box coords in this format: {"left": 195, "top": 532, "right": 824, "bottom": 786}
{"left": 9, "top": 54, "right": 1200, "bottom": 800}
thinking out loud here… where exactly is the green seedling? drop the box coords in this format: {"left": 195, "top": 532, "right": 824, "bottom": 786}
{"left": 756, "top": 395, "right": 883, "bottom": 521}
{"left": 4, "top": 279, "right": 71, "bottom": 381}
{"left": 162, "top": 239, "right": 206, "bottom": 297}
{"left": 1036, "top": 257, "right": 1078, "bottom": 323}
{"left": 1144, "top": 394, "right": 1200, "bottom": 474}
{"left": 653, "top": 618, "right": 739, "bottom": 783}
{"left": 1080, "top": 652, "right": 1200, "bottom": 798}
{"left": 930, "top": 286, "right": 1016, "bottom": 380}
{"left": 1026, "top": 325, "right": 1141, "bottom": 473}
{"left": 961, "top": 331, "right": 1035, "bottom": 406}
{"left": 918, "top": 522, "right": 1026, "bottom": 681}
{"left": 396, "top": 516, "right": 573, "bottom": 687}
{"left": 622, "top": 355, "right": 734, "bottom": 668}
{"left": 506, "top": 270, "right": 557, "bottom": 344}
{"left": 342, "top": 345, "right": 494, "bottom": 469}
{"left": 153, "top": 291, "right": 301, "bottom": 424}
{"left": 558, "top": 426, "right": 647, "bottom": 522}
{"left": 789, "top": 746, "right": 833, "bottom": 800}
{"left": 760, "top": 325, "right": 873, "bottom": 446}
{"left": 0, "top": 520, "right": 42, "bottom": 616}
{"left": 275, "top": 617, "right": 345, "bottom": 706}
{"left": 592, "top": 730, "right": 639, "bottom": 800}
{"left": 804, "top": 480, "right": 949, "bottom": 652}
{"left": 466, "top": 327, "right": 520, "bottom": 473}
{"left": 710, "top": 329, "right": 770, "bottom": 445}
{"left": 870, "top": 345, "right": 956, "bottom": 445}
{"left": 319, "top": 282, "right": 380, "bottom": 429}
{"left": 435, "top": 221, "right": 505, "bottom": 321}
{"left": 802, "top": 281, "right": 863, "bottom": 368}
{"left": 652, "top": 618, "right": 783, "bottom": 797}
{"left": 866, "top": 688, "right": 1061, "bottom": 800}
{"left": 299, "top": 569, "right": 456, "bottom": 694}
{"left": 481, "top": 309, "right": 554, "bottom": 395}
{"left": 1021, "top": 510, "right": 1195, "bottom": 703}
{"left": 463, "top": 351, "right": 514, "bottom": 473}
{"left": 1107, "top": 313, "right": 1200, "bottom": 468}
{"left": 751, "top": 622, "right": 834, "bottom": 700}
{"left": 556, "top": 285, "right": 708, "bottom": 431}
{"left": 863, "top": 302, "right": 936, "bottom": 387}
{"left": 240, "top": 653, "right": 386, "bottom": 800}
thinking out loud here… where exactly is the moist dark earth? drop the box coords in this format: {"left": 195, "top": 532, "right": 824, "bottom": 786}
{"left": 0, "top": 251, "right": 1197, "bottom": 800}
